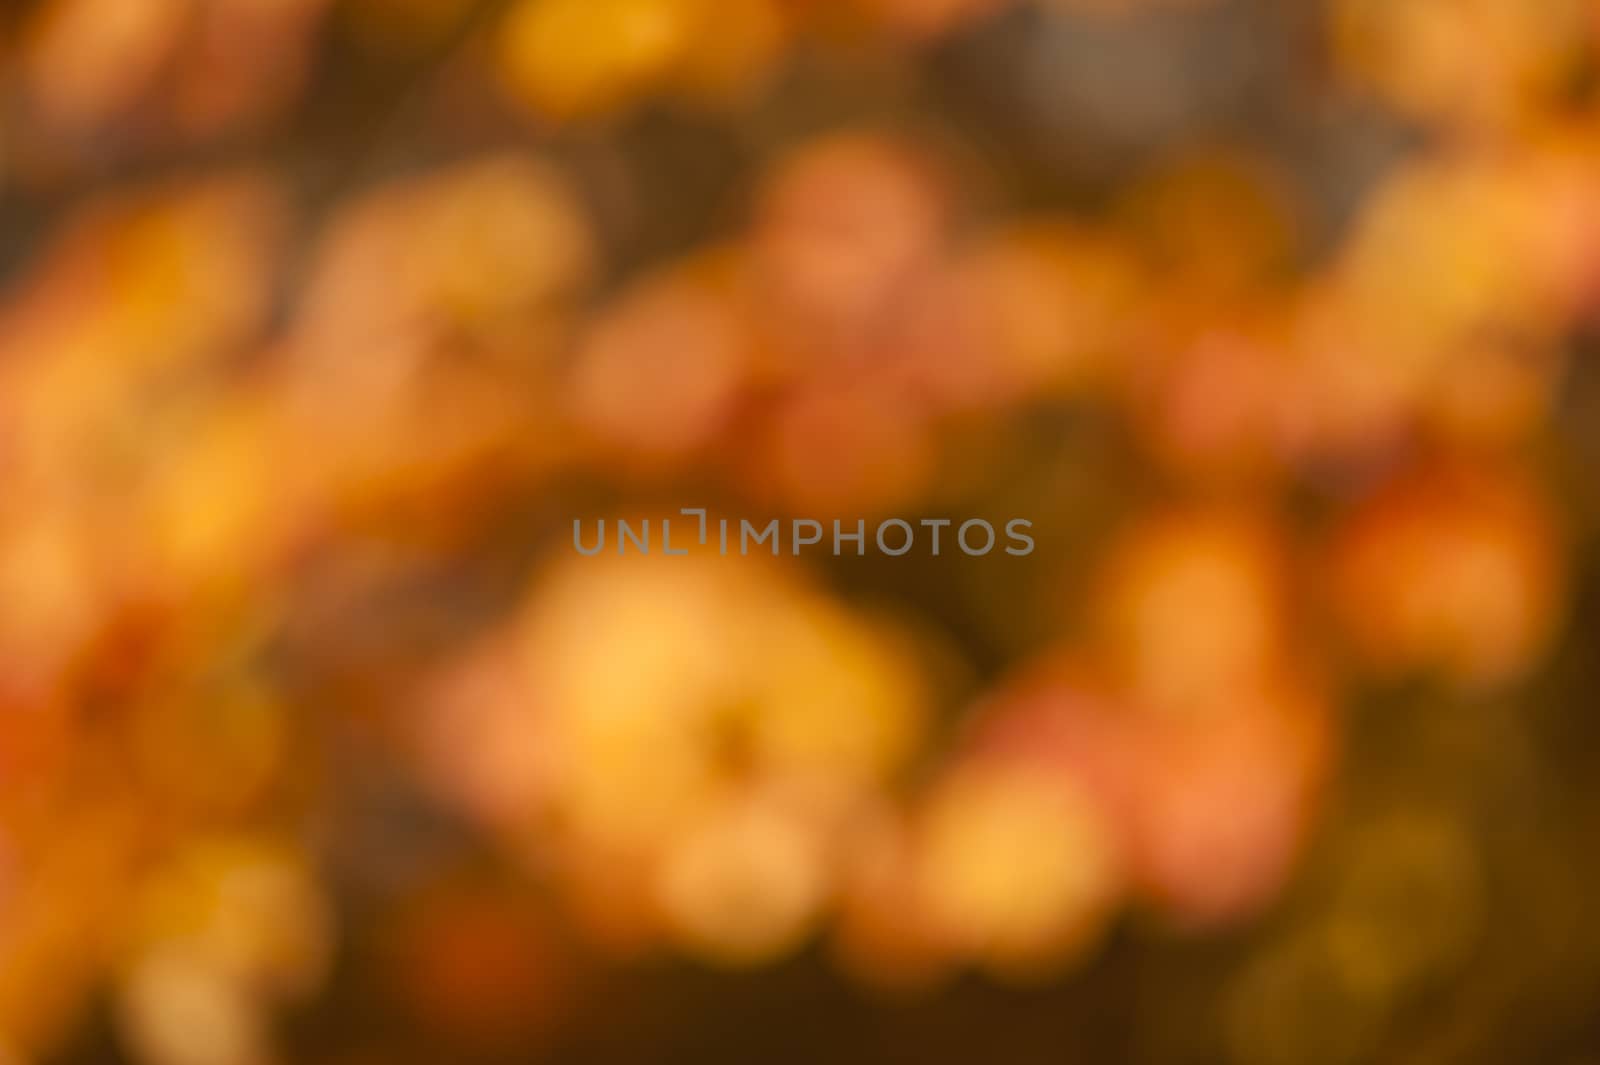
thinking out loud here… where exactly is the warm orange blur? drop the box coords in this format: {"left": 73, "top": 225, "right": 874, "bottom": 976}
{"left": 2, "top": 1, "right": 1599, "bottom": 1064}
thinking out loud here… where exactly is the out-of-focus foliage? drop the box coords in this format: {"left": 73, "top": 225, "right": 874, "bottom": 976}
{"left": 2, "top": 1, "right": 1600, "bottom": 1064}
